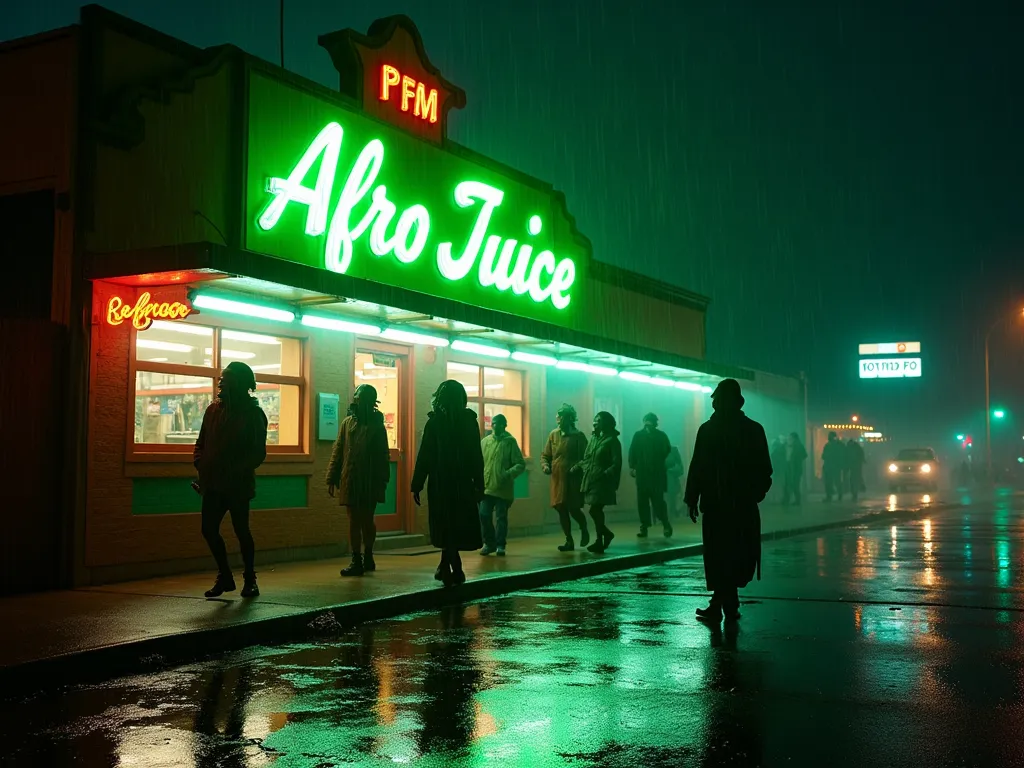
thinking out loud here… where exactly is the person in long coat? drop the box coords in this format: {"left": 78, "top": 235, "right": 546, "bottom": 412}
{"left": 822, "top": 431, "right": 845, "bottom": 502}
{"left": 846, "top": 438, "right": 866, "bottom": 501}
{"left": 577, "top": 411, "right": 623, "bottom": 554}
{"left": 411, "top": 380, "right": 485, "bottom": 586}
{"left": 684, "top": 379, "right": 772, "bottom": 623}
{"left": 327, "top": 384, "right": 391, "bottom": 577}
{"left": 628, "top": 411, "right": 673, "bottom": 538}
{"left": 541, "top": 403, "right": 590, "bottom": 551}
{"left": 782, "top": 432, "right": 808, "bottom": 505}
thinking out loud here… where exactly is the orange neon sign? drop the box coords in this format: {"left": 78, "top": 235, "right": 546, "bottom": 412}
{"left": 379, "top": 64, "right": 438, "bottom": 124}
{"left": 106, "top": 292, "right": 193, "bottom": 331}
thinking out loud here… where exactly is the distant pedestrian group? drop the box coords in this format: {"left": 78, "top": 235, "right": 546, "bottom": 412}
{"left": 821, "top": 431, "right": 866, "bottom": 502}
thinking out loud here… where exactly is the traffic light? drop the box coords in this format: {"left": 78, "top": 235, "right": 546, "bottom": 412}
{"left": 994, "top": 409, "right": 1006, "bottom": 419}
{"left": 956, "top": 433, "right": 965, "bottom": 441}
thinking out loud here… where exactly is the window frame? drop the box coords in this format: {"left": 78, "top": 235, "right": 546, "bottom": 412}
{"left": 127, "top": 315, "right": 309, "bottom": 462}
{"left": 446, "top": 359, "right": 529, "bottom": 456}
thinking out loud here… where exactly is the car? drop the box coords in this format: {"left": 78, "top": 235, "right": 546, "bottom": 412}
{"left": 888, "top": 448, "right": 939, "bottom": 492}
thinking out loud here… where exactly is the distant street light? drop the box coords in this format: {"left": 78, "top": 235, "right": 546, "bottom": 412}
{"left": 956, "top": 433, "right": 965, "bottom": 441}
{"left": 985, "top": 307, "right": 1024, "bottom": 477}
{"left": 994, "top": 409, "right": 1006, "bottom": 419}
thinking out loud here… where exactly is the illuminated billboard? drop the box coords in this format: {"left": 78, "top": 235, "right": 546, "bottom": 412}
{"left": 859, "top": 357, "right": 921, "bottom": 379}
{"left": 858, "top": 341, "right": 921, "bottom": 355}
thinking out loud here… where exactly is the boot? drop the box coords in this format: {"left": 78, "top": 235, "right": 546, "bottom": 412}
{"left": 587, "top": 528, "right": 612, "bottom": 554}
{"left": 435, "top": 556, "right": 450, "bottom": 582}
{"left": 557, "top": 537, "right": 575, "bottom": 552}
{"left": 663, "top": 522, "right": 673, "bottom": 539}
{"left": 695, "top": 596, "right": 722, "bottom": 623}
{"left": 204, "top": 573, "right": 236, "bottom": 598}
{"left": 637, "top": 526, "right": 649, "bottom": 538}
{"left": 340, "top": 553, "right": 364, "bottom": 577}
{"left": 578, "top": 527, "right": 590, "bottom": 548}
{"left": 240, "top": 572, "right": 259, "bottom": 598}
{"left": 363, "top": 551, "right": 376, "bottom": 572}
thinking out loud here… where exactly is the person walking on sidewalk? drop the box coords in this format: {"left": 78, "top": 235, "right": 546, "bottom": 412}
{"left": 411, "top": 380, "right": 485, "bottom": 587}
{"left": 193, "top": 361, "right": 269, "bottom": 598}
{"left": 846, "top": 438, "right": 866, "bottom": 502}
{"left": 822, "top": 431, "right": 845, "bottom": 502}
{"left": 576, "top": 411, "right": 623, "bottom": 554}
{"left": 628, "top": 412, "right": 673, "bottom": 539}
{"left": 479, "top": 413, "right": 525, "bottom": 557}
{"left": 781, "top": 431, "right": 807, "bottom": 505}
{"left": 327, "top": 384, "right": 392, "bottom": 577}
{"left": 541, "top": 403, "right": 590, "bottom": 552}
{"left": 666, "top": 445, "right": 685, "bottom": 519}
{"left": 684, "top": 379, "right": 772, "bottom": 623}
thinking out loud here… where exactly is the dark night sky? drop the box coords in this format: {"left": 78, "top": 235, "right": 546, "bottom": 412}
{"left": 5, "top": 1, "right": 1023, "bottom": 452}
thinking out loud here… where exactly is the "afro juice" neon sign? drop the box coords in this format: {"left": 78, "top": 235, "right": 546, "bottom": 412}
{"left": 256, "top": 122, "right": 576, "bottom": 310}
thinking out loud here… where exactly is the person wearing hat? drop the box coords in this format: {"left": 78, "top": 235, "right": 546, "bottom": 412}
{"left": 540, "top": 403, "right": 590, "bottom": 551}
{"left": 684, "top": 379, "right": 772, "bottom": 623}
{"left": 193, "top": 361, "right": 269, "bottom": 598}
{"left": 327, "top": 384, "right": 392, "bottom": 576}
{"left": 478, "top": 413, "right": 525, "bottom": 556}
{"left": 628, "top": 411, "right": 673, "bottom": 539}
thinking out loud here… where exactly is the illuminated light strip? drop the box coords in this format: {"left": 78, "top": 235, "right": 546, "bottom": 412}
{"left": 447, "top": 362, "right": 478, "bottom": 373}
{"left": 556, "top": 360, "right": 618, "bottom": 376}
{"left": 380, "top": 328, "right": 449, "bottom": 347}
{"left": 203, "top": 347, "right": 256, "bottom": 360}
{"left": 192, "top": 294, "right": 295, "bottom": 323}
{"left": 450, "top": 340, "right": 512, "bottom": 359}
{"left": 300, "top": 314, "right": 382, "bottom": 336}
{"left": 701, "top": 386, "right": 714, "bottom": 393}
{"left": 651, "top": 377, "right": 676, "bottom": 387}
{"left": 149, "top": 320, "right": 211, "bottom": 336}
{"left": 675, "top": 381, "right": 703, "bottom": 392}
{"left": 136, "top": 339, "right": 193, "bottom": 353}
{"left": 511, "top": 350, "right": 557, "bottom": 366}
{"left": 223, "top": 330, "right": 282, "bottom": 345}
{"left": 619, "top": 371, "right": 653, "bottom": 384}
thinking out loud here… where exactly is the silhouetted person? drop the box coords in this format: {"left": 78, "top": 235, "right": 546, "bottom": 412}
{"left": 822, "top": 430, "right": 845, "bottom": 502}
{"left": 479, "top": 413, "right": 525, "bottom": 556}
{"left": 666, "top": 445, "right": 685, "bottom": 519}
{"left": 684, "top": 379, "right": 772, "bottom": 622}
{"left": 846, "top": 438, "right": 866, "bottom": 501}
{"left": 782, "top": 431, "right": 807, "bottom": 505}
{"left": 628, "top": 412, "right": 673, "bottom": 538}
{"left": 541, "top": 403, "right": 590, "bottom": 551}
{"left": 327, "top": 384, "right": 391, "bottom": 577}
{"left": 770, "top": 435, "right": 787, "bottom": 501}
{"left": 193, "top": 361, "right": 268, "bottom": 598}
{"left": 411, "top": 380, "right": 485, "bottom": 587}
{"left": 577, "top": 411, "right": 622, "bottom": 553}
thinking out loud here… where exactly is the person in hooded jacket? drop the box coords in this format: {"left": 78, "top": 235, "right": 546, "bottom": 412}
{"left": 576, "top": 411, "right": 623, "bottom": 554}
{"left": 628, "top": 411, "right": 673, "bottom": 539}
{"left": 684, "top": 379, "right": 772, "bottom": 623}
{"left": 411, "top": 380, "right": 485, "bottom": 587}
{"left": 193, "top": 361, "right": 269, "bottom": 598}
{"left": 327, "top": 384, "right": 392, "bottom": 577}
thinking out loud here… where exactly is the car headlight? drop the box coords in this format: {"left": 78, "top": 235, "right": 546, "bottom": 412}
{"left": 921, "top": 463, "right": 932, "bottom": 473}
{"left": 888, "top": 463, "right": 898, "bottom": 473}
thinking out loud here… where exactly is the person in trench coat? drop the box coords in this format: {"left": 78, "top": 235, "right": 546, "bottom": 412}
{"left": 684, "top": 379, "right": 772, "bottom": 623}
{"left": 411, "top": 379, "right": 485, "bottom": 587}
{"left": 576, "top": 411, "right": 623, "bottom": 554}
{"left": 541, "top": 403, "right": 590, "bottom": 551}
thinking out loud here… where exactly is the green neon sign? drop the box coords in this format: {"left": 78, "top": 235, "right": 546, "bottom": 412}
{"left": 246, "top": 73, "right": 588, "bottom": 322}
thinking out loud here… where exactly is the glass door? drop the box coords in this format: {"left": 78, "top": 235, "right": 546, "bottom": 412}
{"left": 354, "top": 348, "right": 406, "bottom": 533}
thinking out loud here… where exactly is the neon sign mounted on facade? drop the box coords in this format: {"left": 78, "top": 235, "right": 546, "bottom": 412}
{"left": 106, "top": 292, "right": 193, "bottom": 331}
{"left": 379, "top": 64, "right": 438, "bottom": 123}
{"left": 246, "top": 71, "right": 588, "bottom": 325}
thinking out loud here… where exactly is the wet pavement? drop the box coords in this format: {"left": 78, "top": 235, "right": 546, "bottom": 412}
{"left": 3, "top": 492, "right": 1023, "bottom": 767}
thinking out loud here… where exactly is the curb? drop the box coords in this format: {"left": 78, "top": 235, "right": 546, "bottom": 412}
{"left": 0, "top": 503, "right": 949, "bottom": 692}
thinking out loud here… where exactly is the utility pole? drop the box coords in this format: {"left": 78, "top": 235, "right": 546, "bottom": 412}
{"left": 280, "top": 0, "right": 285, "bottom": 69}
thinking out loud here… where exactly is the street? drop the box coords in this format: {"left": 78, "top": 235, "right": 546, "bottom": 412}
{"left": 3, "top": 493, "right": 1023, "bottom": 767}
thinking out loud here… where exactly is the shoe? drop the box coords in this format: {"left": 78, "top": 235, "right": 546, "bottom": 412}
{"left": 663, "top": 523, "right": 673, "bottom": 539}
{"left": 435, "top": 560, "right": 451, "bottom": 581}
{"left": 637, "top": 527, "right": 648, "bottom": 538}
{"left": 480, "top": 546, "right": 495, "bottom": 556}
{"left": 363, "top": 552, "right": 376, "bottom": 572}
{"left": 602, "top": 528, "right": 615, "bottom": 549}
{"left": 724, "top": 607, "right": 741, "bottom": 622}
{"left": 204, "top": 573, "right": 236, "bottom": 598}
{"left": 496, "top": 546, "right": 506, "bottom": 556}
{"left": 586, "top": 540, "right": 605, "bottom": 554}
{"left": 452, "top": 568, "right": 467, "bottom": 585}
{"left": 579, "top": 528, "right": 590, "bottom": 548}
{"left": 558, "top": 538, "right": 575, "bottom": 552}
{"left": 240, "top": 573, "right": 259, "bottom": 598}
{"left": 696, "top": 603, "right": 723, "bottom": 622}
{"left": 340, "top": 554, "right": 364, "bottom": 577}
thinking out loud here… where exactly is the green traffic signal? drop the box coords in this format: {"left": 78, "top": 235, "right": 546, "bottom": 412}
{"left": 994, "top": 409, "right": 1006, "bottom": 419}
{"left": 956, "top": 433, "right": 965, "bottom": 441}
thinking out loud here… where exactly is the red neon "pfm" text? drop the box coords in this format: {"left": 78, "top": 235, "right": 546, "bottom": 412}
{"left": 379, "top": 64, "right": 438, "bottom": 124}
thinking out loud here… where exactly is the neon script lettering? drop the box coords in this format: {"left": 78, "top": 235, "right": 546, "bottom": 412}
{"left": 258, "top": 122, "right": 576, "bottom": 310}
{"left": 380, "top": 65, "right": 438, "bottom": 124}
{"left": 107, "top": 292, "right": 193, "bottom": 330}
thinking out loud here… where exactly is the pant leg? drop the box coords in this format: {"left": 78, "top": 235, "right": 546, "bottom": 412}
{"left": 358, "top": 506, "right": 377, "bottom": 553}
{"left": 637, "top": 487, "right": 652, "bottom": 528}
{"left": 495, "top": 498, "right": 510, "bottom": 548}
{"left": 201, "top": 492, "right": 232, "bottom": 575}
{"left": 348, "top": 507, "right": 364, "bottom": 554}
{"left": 651, "top": 493, "right": 669, "bottom": 526}
{"left": 556, "top": 504, "right": 572, "bottom": 538}
{"left": 569, "top": 504, "right": 588, "bottom": 533}
{"left": 479, "top": 496, "right": 497, "bottom": 548}
{"left": 227, "top": 497, "right": 255, "bottom": 576}
{"left": 589, "top": 504, "right": 606, "bottom": 533}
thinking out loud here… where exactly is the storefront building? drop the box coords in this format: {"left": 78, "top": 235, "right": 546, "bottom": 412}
{"left": 1, "top": 7, "right": 807, "bottom": 588}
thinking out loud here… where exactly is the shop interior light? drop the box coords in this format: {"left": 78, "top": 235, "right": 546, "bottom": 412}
{"left": 675, "top": 381, "right": 703, "bottom": 392}
{"left": 701, "top": 385, "right": 714, "bottom": 393}
{"left": 136, "top": 339, "right": 193, "bottom": 353}
{"left": 149, "top": 320, "right": 211, "bottom": 336}
{"left": 556, "top": 360, "right": 618, "bottom": 376}
{"left": 222, "top": 330, "right": 283, "bottom": 345}
{"left": 651, "top": 377, "right": 676, "bottom": 387}
{"left": 300, "top": 314, "right": 382, "bottom": 336}
{"left": 447, "top": 362, "right": 478, "bottom": 373}
{"left": 380, "top": 328, "right": 450, "bottom": 347}
{"left": 192, "top": 294, "right": 295, "bottom": 323}
{"left": 204, "top": 347, "right": 256, "bottom": 360}
{"left": 451, "top": 340, "right": 512, "bottom": 359}
{"left": 619, "top": 371, "right": 654, "bottom": 384}
{"left": 510, "top": 350, "right": 558, "bottom": 366}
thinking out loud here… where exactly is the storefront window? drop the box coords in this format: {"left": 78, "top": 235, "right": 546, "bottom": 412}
{"left": 446, "top": 362, "right": 527, "bottom": 449}
{"left": 354, "top": 351, "right": 400, "bottom": 450}
{"left": 133, "top": 321, "right": 305, "bottom": 452}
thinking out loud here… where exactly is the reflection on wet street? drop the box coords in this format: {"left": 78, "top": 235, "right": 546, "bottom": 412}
{"left": 4, "top": 494, "right": 1024, "bottom": 766}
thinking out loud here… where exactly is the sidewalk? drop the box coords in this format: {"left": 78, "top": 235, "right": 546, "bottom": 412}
{"left": 0, "top": 495, "right": 951, "bottom": 687}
